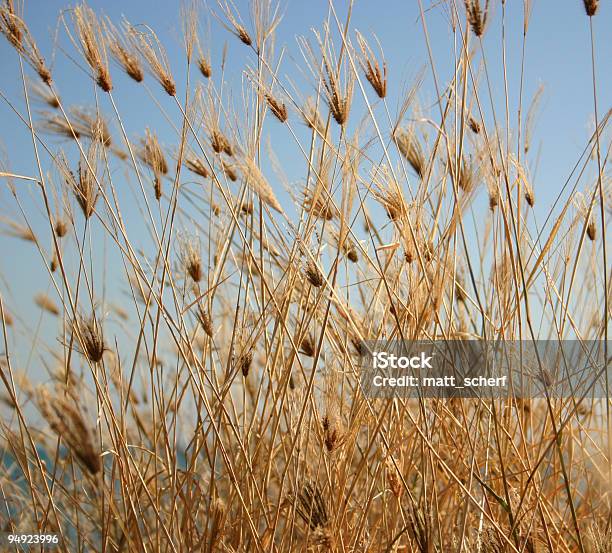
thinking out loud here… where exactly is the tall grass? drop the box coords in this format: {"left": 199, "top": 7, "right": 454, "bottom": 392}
{"left": 0, "top": 0, "right": 610, "bottom": 551}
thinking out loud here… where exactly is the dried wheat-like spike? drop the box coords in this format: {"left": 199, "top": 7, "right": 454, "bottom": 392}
{"left": 385, "top": 456, "right": 403, "bottom": 498}
{"left": 60, "top": 142, "right": 101, "bottom": 219}
{"left": 0, "top": 0, "right": 20, "bottom": 45}
{"left": 240, "top": 157, "right": 283, "bottom": 213}
{"left": 322, "top": 54, "right": 352, "bottom": 124}
{"left": 180, "top": 1, "right": 198, "bottom": 63}
{"left": 511, "top": 157, "right": 534, "bottom": 207}
{"left": 42, "top": 108, "right": 112, "bottom": 146}
{"left": 322, "top": 59, "right": 351, "bottom": 125}
{"left": 191, "top": 15, "right": 212, "bottom": 78}
{"left": 265, "top": 93, "right": 288, "bottom": 123}
{"left": 524, "top": 187, "right": 535, "bottom": 207}
{"left": 198, "top": 55, "right": 211, "bottom": 78}
{"left": 34, "top": 293, "right": 60, "bottom": 316}
{"left": 42, "top": 113, "right": 81, "bottom": 140}
{"left": 184, "top": 156, "right": 209, "bottom": 178}
{"left": 302, "top": 148, "right": 336, "bottom": 219}
{"left": 237, "top": 349, "right": 253, "bottom": 377}
{"left": 76, "top": 313, "right": 105, "bottom": 363}
{"left": 104, "top": 17, "right": 144, "bottom": 83}
{"left": 302, "top": 97, "right": 326, "bottom": 136}
{"left": 38, "top": 387, "right": 100, "bottom": 474}
{"left": 371, "top": 167, "right": 408, "bottom": 221}
{"left": 583, "top": 0, "right": 598, "bottom": 16}
{"left": 0, "top": 217, "right": 36, "bottom": 242}
{"left": 76, "top": 156, "right": 99, "bottom": 219}
{"left": 207, "top": 497, "right": 226, "bottom": 551}
{"left": 72, "top": 108, "right": 112, "bottom": 146}
{"left": 303, "top": 187, "right": 336, "bottom": 221}
{"left": 0, "top": 1, "right": 51, "bottom": 84}
{"left": 356, "top": 31, "right": 387, "bottom": 99}
{"left": 303, "top": 25, "right": 354, "bottom": 125}
{"left": 293, "top": 481, "right": 329, "bottom": 530}
{"left": 524, "top": 84, "right": 544, "bottom": 154}
{"left": 456, "top": 156, "right": 477, "bottom": 194}
{"left": 140, "top": 128, "right": 168, "bottom": 200}
{"left": 217, "top": 0, "right": 252, "bottom": 46}
{"left": 586, "top": 220, "right": 596, "bottom": 241}
{"left": 574, "top": 191, "right": 597, "bottom": 241}
{"left": 393, "top": 127, "right": 426, "bottom": 178}
{"left": 179, "top": 233, "right": 203, "bottom": 283}
{"left": 489, "top": 189, "right": 499, "bottom": 210}
{"left": 465, "top": 0, "right": 489, "bottom": 37}
{"left": 196, "top": 302, "right": 213, "bottom": 338}
{"left": 69, "top": 3, "right": 112, "bottom": 92}
{"left": 304, "top": 259, "right": 323, "bottom": 288}
{"left": 29, "top": 78, "right": 59, "bottom": 108}
{"left": 322, "top": 413, "right": 345, "bottom": 453}
{"left": 299, "top": 334, "right": 315, "bottom": 357}
{"left": 2, "top": 309, "right": 13, "bottom": 326}
{"left": 140, "top": 130, "right": 168, "bottom": 174}
{"left": 211, "top": 129, "right": 233, "bottom": 156}
{"left": 129, "top": 24, "right": 175, "bottom": 95}
{"left": 468, "top": 116, "right": 481, "bottom": 134}
{"left": 240, "top": 199, "right": 254, "bottom": 215}
{"left": 221, "top": 160, "right": 237, "bottom": 181}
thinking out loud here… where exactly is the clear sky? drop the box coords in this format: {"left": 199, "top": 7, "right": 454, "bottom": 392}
{"left": 0, "top": 0, "right": 609, "bottom": 381}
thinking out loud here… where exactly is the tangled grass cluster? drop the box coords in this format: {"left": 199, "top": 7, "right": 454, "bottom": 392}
{"left": 0, "top": 0, "right": 610, "bottom": 551}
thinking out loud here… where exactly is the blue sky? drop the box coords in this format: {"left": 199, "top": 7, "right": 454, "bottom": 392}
{"left": 0, "top": 0, "right": 609, "bottom": 380}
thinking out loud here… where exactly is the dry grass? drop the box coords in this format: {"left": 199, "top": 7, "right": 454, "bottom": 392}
{"left": 0, "top": 1, "right": 610, "bottom": 552}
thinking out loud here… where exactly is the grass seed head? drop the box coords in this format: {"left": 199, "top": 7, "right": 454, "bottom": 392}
{"left": 68, "top": 144, "right": 101, "bottom": 219}
{"left": 198, "top": 55, "right": 212, "bottom": 78}
{"left": 105, "top": 18, "right": 144, "bottom": 83}
{"left": 38, "top": 387, "right": 101, "bottom": 475}
{"left": 394, "top": 128, "right": 426, "bottom": 178}
{"left": 307, "top": 26, "right": 354, "bottom": 125}
{"left": 294, "top": 482, "right": 328, "bottom": 530}
{"left": 303, "top": 187, "right": 336, "bottom": 220}
{"left": 140, "top": 128, "right": 168, "bottom": 199}
{"left": 29, "top": 78, "right": 60, "bottom": 108}
{"left": 587, "top": 220, "right": 596, "bottom": 241}
{"left": 356, "top": 31, "right": 387, "bottom": 99}
{"left": 196, "top": 303, "right": 213, "bottom": 338}
{"left": 304, "top": 259, "right": 323, "bottom": 287}
{"left": 130, "top": 24, "right": 175, "bottom": 95}
{"left": 211, "top": 130, "right": 233, "bottom": 156}
{"left": 34, "top": 293, "right": 60, "bottom": 316}
{"left": 0, "top": 1, "right": 52, "bottom": 84}
{"left": 71, "top": 4, "right": 112, "bottom": 92}
{"left": 468, "top": 116, "right": 481, "bottom": 133}
{"left": 179, "top": 234, "right": 203, "bottom": 283}
{"left": 465, "top": 0, "right": 489, "bottom": 37}
{"left": 217, "top": 0, "right": 252, "bottom": 46}
{"left": 221, "top": 160, "right": 237, "bottom": 181}
{"left": 302, "top": 97, "right": 326, "bottom": 136}
{"left": 238, "top": 349, "right": 253, "bottom": 377}
{"left": 583, "top": 0, "right": 598, "bottom": 16}
{"left": 299, "top": 334, "right": 315, "bottom": 357}
{"left": 457, "top": 157, "right": 477, "bottom": 193}
{"left": 2, "top": 310, "right": 13, "bottom": 326}
{"left": 77, "top": 313, "right": 105, "bottom": 364}
{"left": 240, "top": 157, "right": 284, "bottom": 213}
{"left": 185, "top": 156, "right": 209, "bottom": 178}
{"left": 265, "top": 93, "right": 288, "bottom": 123}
